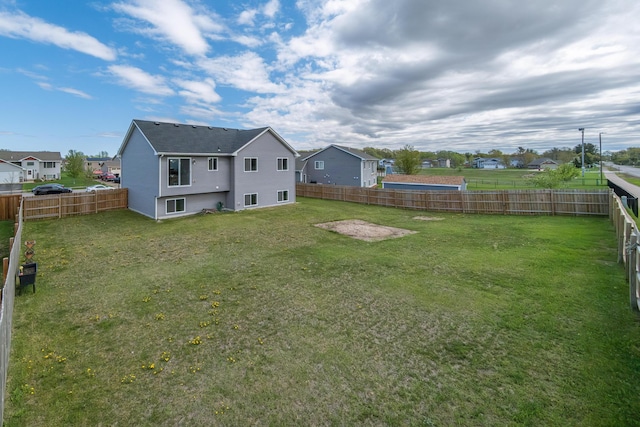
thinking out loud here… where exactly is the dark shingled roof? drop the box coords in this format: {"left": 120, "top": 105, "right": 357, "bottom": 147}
{"left": 0, "top": 151, "right": 62, "bottom": 161}
{"left": 133, "top": 120, "right": 270, "bottom": 155}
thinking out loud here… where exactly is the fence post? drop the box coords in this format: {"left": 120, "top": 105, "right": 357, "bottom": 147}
{"left": 2, "top": 257, "right": 6, "bottom": 284}
{"left": 628, "top": 232, "right": 639, "bottom": 311}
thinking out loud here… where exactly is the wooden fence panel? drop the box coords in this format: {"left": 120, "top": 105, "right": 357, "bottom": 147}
{"left": 0, "top": 195, "right": 22, "bottom": 221}
{"left": 23, "top": 189, "right": 127, "bottom": 221}
{"left": 296, "top": 184, "right": 609, "bottom": 216}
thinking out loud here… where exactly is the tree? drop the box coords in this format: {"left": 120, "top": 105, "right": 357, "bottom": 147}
{"left": 94, "top": 150, "right": 110, "bottom": 158}
{"left": 65, "top": 150, "right": 86, "bottom": 178}
{"left": 394, "top": 145, "right": 421, "bottom": 174}
{"left": 528, "top": 163, "right": 579, "bottom": 188}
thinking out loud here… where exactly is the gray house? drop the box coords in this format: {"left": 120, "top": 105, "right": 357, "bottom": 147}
{"left": 0, "top": 151, "right": 63, "bottom": 181}
{"left": 297, "top": 145, "right": 378, "bottom": 187}
{"left": 117, "top": 120, "right": 299, "bottom": 220}
{"left": 0, "top": 160, "right": 25, "bottom": 192}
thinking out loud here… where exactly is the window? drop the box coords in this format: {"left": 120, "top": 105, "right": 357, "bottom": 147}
{"left": 244, "top": 157, "right": 258, "bottom": 172}
{"left": 277, "top": 190, "right": 289, "bottom": 202}
{"left": 166, "top": 198, "right": 185, "bottom": 214}
{"left": 43, "top": 162, "right": 55, "bottom": 168}
{"left": 244, "top": 193, "right": 258, "bottom": 207}
{"left": 168, "top": 158, "right": 191, "bottom": 186}
{"left": 26, "top": 161, "right": 34, "bottom": 166}
{"left": 208, "top": 157, "right": 218, "bottom": 171}
{"left": 277, "top": 158, "right": 288, "bottom": 171}
{"left": 315, "top": 161, "right": 324, "bottom": 170}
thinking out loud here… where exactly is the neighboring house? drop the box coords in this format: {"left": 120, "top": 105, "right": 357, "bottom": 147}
{"left": 100, "top": 159, "right": 121, "bottom": 176}
{"left": 382, "top": 175, "right": 467, "bottom": 191}
{"left": 295, "top": 150, "right": 319, "bottom": 184}
{"left": 421, "top": 160, "right": 433, "bottom": 168}
{"left": 473, "top": 157, "right": 506, "bottom": 169}
{"left": 86, "top": 157, "right": 109, "bottom": 174}
{"left": 0, "top": 151, "right": 63, "bottom": 181}
{"left": 116, "top": 120, "right": 299, "bottom": 220}
{"left": 437, "top": 158, "right": 451, "bottom": 168}
{"left": 0, "top": 160, "right": 25, "bottom": 192}
{"left": 528, "top": 158, "right": 559, "bottom": 170}
{"left": 297, "top": 145, "right": 378, "bottom": 187}
{"left": 87, "top": 157, "right": 122, "bottom": 177}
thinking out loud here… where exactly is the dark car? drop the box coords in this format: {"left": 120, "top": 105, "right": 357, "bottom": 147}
{"left": 32, "top": 184, "right": 72, "bottom": 195}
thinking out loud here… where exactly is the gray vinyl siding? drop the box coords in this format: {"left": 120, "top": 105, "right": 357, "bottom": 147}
{"left": 158, "top": 155, "right": 232, "bottom": 197}
{"left": 305, "top": 146, "right": 376, "bottom": 187}
{"left": 156, "top": 193, "right": 227, "bottom": 219}
{"left": 120, "top": 127, "right": 159, "bottom": 219}
{"left": 230, "top": 132, "right": 296, "bottom": 210}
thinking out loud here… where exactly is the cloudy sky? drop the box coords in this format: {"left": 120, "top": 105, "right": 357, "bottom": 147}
{"left": 1, "top": 0, "right": 639, "bottom": 156}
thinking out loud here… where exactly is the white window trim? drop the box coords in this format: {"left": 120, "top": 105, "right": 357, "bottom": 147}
{"left": 168, "top": 157, "right": 192, "bottom": 187}
{"left": 166, "top": 197, "right": 186, "bottom": 214}
{"left": 277, "top": 157, "right": 289, "bottom": 171}
{"left": 244, "top": 193, "right": 258, "bottom": 207}
{"left": 277, "top": 190, "right": 289, "bottom": 203}
{"left": 315, "top": 160, "right": 324, "bottom": 170}
{"left": 208, "top": 157, "right": 218, "bottom": 171}
{"left": 244, "top": 157, "right": 258, "bottom": 172}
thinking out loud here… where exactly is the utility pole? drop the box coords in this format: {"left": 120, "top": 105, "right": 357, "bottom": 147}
{"left": 599, "top": 132, "right": 604, "bottom": 184}
{"left": 578, "top": 128, "right": 585, "bottom": 177}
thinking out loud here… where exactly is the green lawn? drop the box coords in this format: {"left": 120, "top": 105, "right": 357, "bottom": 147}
{"left": 419, "top": 167, "right": 606, "bottom": 190}
{"left": 0, "top": 221, "right": 14, "bottom": 260}
{"left": 21, "top": 173, "right": 101, "bottom": 192}
{"left": 6, "top": 199, "right": 640, "bottom": 426}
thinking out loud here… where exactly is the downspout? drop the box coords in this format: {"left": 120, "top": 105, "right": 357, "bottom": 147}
{"left": 157, "top": 154, "right": 163, "bottom": 220}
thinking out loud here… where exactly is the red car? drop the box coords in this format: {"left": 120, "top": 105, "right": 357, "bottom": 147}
{"left": 101, "top": 173, "right": 116, "bottom": 181}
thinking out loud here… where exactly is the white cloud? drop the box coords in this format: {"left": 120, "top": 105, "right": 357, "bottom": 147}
{"left": 263, "top": 0, "right": 280, "bottom": 18}
{"left": 112, "top": 0, "right": 223, "bottom": 56}
{"left": 59, "top": 87, "right": 93, "bottom": 99}
{"left": 107, "top": 64, "right": 174, "bottom": 96}
{"left": 175, "top": 78, "right": 221, "bottom": 105}
{"left": 238, "top": 9, "right": 258, "bottom": 26}
{"left": 198, "top": 52, "right": 284, "bottom": 94}
{"left": 0, "top": 11, "right": 116, "bottom": 60}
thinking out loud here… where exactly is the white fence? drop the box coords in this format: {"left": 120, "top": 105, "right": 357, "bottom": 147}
{"left": 0, "top": 198, "right": 22, "bottom": 420}
{"left": 611, "top": 192, "right": 640, "bottom": 311}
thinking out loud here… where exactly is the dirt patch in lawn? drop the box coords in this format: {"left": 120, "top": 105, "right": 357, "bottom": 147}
{"left": 315, "top": 219, "right": 417, "bottom": 242}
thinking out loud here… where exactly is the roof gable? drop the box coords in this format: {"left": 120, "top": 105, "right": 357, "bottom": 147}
{"left": 120, "top": 120, "right": 297, "bottom": 157}
{"left": 0, "top": 151, "right": 62, "bottom": 161}
{"left": 302, "top": 145, "right": 378, "bottom": 161}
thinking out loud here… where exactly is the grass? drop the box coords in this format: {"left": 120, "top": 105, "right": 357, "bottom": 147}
{"left": 419, "top": 168, "right": 607, "bottom": 190}
{"left": 6, "top": 198, "right": 640, "bottom": 426}
{"left": 0, "top": 221, "right": 14, "bottom": 259}
{"left": 21, "top": 173, "right": 101, "bottom": 192}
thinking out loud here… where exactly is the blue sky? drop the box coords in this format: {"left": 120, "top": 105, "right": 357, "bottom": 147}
{"left": 1, "top": 0, "right": 639, "bottom": 157}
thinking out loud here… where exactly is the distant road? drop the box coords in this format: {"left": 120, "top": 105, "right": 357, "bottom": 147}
{"left": 609, "top": 163, "right": 640, "bottom": 178}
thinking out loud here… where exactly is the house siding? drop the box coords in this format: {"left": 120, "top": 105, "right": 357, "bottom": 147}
{"left": 231, "top": 132, "right": 296, "bottom": 210}
{"left": 305, "top": 146, "right": 376, "bottom": 187}
{"left": 121, "top": 127, "right": 159, "bottom": 219}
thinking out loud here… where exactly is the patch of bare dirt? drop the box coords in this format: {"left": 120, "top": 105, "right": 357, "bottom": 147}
{"left": 413, "top": 216, "right": 445, "bottom": 221}
{"left": 314, "top": 219, "right": 417, "bottom": 242}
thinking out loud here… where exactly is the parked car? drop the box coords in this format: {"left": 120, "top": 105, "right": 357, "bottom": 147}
{"left": 112, "top": 177, "right": 120, "bottom": 184}
{"left": 32, "top": 184, "right": 72, "bottom": 195}
{"left": 101, "top": 173, "right": 116, "bottom": 181}
{"left": 86, "top": 184, "right": 113, "bottom": 192}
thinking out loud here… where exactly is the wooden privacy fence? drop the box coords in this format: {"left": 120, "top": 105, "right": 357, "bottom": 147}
{"left": 22, "top": 189, "right": 128, "bottom": 220}
{"left": 296, "top": 184, "right": 610, "bottom": 216}
{"left": 0, "top": 197, "right": 22, "bottom": 421}
{"left": 0, "top": 195, "right": 22, "bottom": 221}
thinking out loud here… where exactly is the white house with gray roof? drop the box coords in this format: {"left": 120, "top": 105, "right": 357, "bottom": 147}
{"left": 0, "top": 151, "right": 63, "bottom": 181}
{"left": 297, "top": 145, "right": 378, "bottom": 187}
{"left": 116, "top": 120, "right": 299, "bottom": 220}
